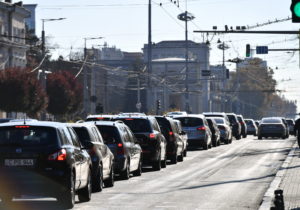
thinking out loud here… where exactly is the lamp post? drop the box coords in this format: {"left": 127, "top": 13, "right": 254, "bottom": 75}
{"left": 41, "top": 18, "right": 66, "bottom": 88}
{"left": 82, "top": 37, "right": 104, "bottom": 115}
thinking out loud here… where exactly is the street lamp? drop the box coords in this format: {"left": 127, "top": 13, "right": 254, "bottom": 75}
{"left": 40, "top": 18, "right": 66, "bottom": 88}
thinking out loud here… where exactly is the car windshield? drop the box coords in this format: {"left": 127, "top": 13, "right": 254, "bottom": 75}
{"left": 117, "top": 119, "right": 152, "bottom": 133}
{"left": 175, "top": 117, "right": 203, "bottom": 127}
{"left": 97, "top": 125, "right": 121, "bottom": 144}
{"left": 0, "top": 126, "right": 57, "bottom": 146}
{"left": 261, "top": 118, "right": 282, "bottom": 124}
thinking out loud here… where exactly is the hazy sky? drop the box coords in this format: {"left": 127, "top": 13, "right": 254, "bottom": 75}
{"left": 22, "top": 0, "right": 300, "bottom": 110}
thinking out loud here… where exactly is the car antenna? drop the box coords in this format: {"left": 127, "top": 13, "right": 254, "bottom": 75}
{"left": 23, "top": 114, "right": 27, "bottom": 125}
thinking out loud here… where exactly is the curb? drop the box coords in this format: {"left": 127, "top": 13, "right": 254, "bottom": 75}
{"left": 259, "top": 141, "right": 297, "bottom": 210}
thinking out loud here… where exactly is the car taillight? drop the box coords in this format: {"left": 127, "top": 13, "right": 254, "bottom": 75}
{"left": 117, "top": 143, "right": 124, "bottom": 155}
{"left": 149, "top": 133, "right": 156, "bottom": 139}
{"left": 48, "top": 149, "right": 67, "bottom": 161}
{"left": 197, "top": 126, "right": 206, "bottom": 131}
{"left": 169, "top": 131, "right": 173, "bottom": 136}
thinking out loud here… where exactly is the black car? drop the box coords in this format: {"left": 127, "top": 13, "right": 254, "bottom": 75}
{"left": 258, "top": 117, "right": 286, "bottom": 139}
{"left": 69, "top": 123, "right": 115, "bottom": 191}
{"left": 173, "top": 119, "right": 188, "bottom": 157}
{"left": 237, "top": 115, "right": 247, "bottom": 138}
{"left": 206, "top": 118, "right": 221, "bottom": 147}
{"left": 113, "top": 116, "right": 167, "bottom": 171}
{"left": 286, "top": 119, "right": 296, "bottom": 136}
{"left": 226, "top": 113, "right": 242, "bottom": 140}
{"left": 155, "top": 116, "right": 184, "bottom": 164}
{"left": 0, "top": 121, "right": 92, "bottom": 209}
{"left": 95, "top": 121, "right": 143, "bottom": 179}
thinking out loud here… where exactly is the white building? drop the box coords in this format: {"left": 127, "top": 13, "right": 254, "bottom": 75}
{"left": 0, "top": 0, "right": 30, "bottom": 69}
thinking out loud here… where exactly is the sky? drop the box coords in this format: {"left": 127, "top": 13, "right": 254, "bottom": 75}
{"left": 22, "top": 0, "right": 300, "bottom": 110}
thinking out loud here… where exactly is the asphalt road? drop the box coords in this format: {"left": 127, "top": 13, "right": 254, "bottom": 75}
{"left": 1, "top": 135, "right": 296, "bottom": 210}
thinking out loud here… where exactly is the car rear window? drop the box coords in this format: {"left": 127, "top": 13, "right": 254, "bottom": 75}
{"left": 261, "top": 118, "right": 282, "bottom": 123}
{"left": 245, "top": 120, "right": 253, "bottom": 125}
{"left": 227, "top": 115, "right": 237, "bottom": 124}
{"left": 72, "top": 127, "right": 91, "bottom": 144}
{"left": 115, "top": 119, "right": 152, "bottom": 133}
{"left": 0, "top": 126, "right": 58, "bottom": 146}
{"left": 175, "top": 117, "right": 203, "bottom": 127}
{"left": 96, "top": 125, "right": 122, "bottom": 144}
{"left": 155, "top": 117, "right": 171, "bottom": 131}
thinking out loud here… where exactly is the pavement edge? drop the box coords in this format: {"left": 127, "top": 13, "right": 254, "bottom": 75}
{"left": 258, "top": 141, "right": 297, "bottom": 210}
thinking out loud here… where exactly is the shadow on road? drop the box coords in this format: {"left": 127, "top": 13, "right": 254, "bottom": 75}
{"left": 0, "top": 200, "right": 66, "bottom": 210}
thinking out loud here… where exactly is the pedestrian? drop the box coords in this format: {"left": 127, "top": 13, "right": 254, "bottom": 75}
{"left": 295, "top": 117, "right": 300, "bottom": 147}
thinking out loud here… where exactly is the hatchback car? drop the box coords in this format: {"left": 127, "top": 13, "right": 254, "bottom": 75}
{"left": 237, "top": 115, "right": 247, "bottom": 138}
{"left": 207, "top": 117, "right": 232, "bottom": 144}
{"left": 244, "top": 119, "right": 258, "bottom": 136}
{"left": 206, "top": 118, "right": 221, "bottom": 146}
{"left": 155, "top": 116, "right": 184, "bottom": 164}
{"left": 0, "top": 121, "right": 92, "bottom": 209}
{"left": 95, "top": 121, "right": 143, "bottom": 179}
{"left": 258, "top": 117, "right": 286, "bottom": 139}
{"left": 174, "top": 114, "right": 212, "bottom": 150}
{"left": 113, "top": 116, "right": 167, "bottom": 171}
{"left": 68, "top": 123, "right": 115, "bottom": 191}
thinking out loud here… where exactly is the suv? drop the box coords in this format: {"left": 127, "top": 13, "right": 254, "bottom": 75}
{"left": 174, "top": 114, "right": 212, "bottom": 150}
{"left": 95, "top": 121, "right": 143, "bottom": 179}
{"left": 113, "top": 116, "right": 167, "bottom": 171}
{"left": 0, "top": 121, "right": 92, "bottom": 209}
{"left": 226, "top": 113, "right": 242, "bottom": 140}
{"left": 237, "top": 115, "right": 247, "bottom": 138}
{"left": 68, "top": 123, "right": 115, "bottom": 191}
{"left": 155, "top": 116, "right": 184, "bottom": 164}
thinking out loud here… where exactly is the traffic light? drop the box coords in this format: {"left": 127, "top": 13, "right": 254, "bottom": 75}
{"left": 291, "top": 0, "right": 300, "bottom": 22}
{"left": 246, "top": 44, "right": 250, "bottom": 57}
{"left": 156, "top": 99, "right": 161, "bottom": 110}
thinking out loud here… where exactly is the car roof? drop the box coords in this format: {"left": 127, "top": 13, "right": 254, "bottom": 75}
{"left": 0, "top": 121, "right": 65, "bottom": 129}
{"left": 66, "top": 122, "right": 97, "bottom": 128}
{"left": 173, "top": 114, "right": 205, "bottom": 119}
{"left": 89, "top": 120, "right": 124, "bottom": 127}
{"left": 114, "top": 115, "right": 151, "bottom": 120}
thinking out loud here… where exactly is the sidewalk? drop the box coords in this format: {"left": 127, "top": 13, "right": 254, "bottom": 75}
{"left": 279, "top": 143, "right": 300, "bottom": 210}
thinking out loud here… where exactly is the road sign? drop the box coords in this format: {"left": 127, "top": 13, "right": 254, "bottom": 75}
{"left": 201, "top": 70, "right": 211, "bottom": 77}
{"left": 256, "top": 46, "right": 268, "bottom": 54}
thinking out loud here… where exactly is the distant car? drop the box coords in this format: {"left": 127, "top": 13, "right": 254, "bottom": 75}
{"left": 113, "top": 116, "right": 167, "bottom": 171}
{"left": 279, "top": 117, "right": 290, "bottom": 138}
{"left": 244, "top": 119, "right": 258, "bottom": 136}
{"left": 237, "top": 115, "right": 247, "bottom": 138}
{"left": 166, "top": 111, "right": 187, "bottom": 118}
{"left": 0, "top": 121, "right": 92, "bottom": 209}
{"left": 173, "top": 119, "right": 188, "bottom": 157}
{"left": 174, "top": 114, "right": 212, "bottom": 150}
{"left": 155, "top": 116, "right": 184, "bottom": 164}
{"left": 206, "top": 118, "right": 221, "bottom": 147}
{"left": 258, "top": 117, "right": 287, "bottom": 139}
{"left": 68, "top": 123, "right": 115, "bottom": 191}
{"left": 286, "top": 119, "right": 296, "bottom": 136}
{"left": 86, "top": 115, "right": 115, "bottom": 122}
{"left": 118, "top": 113, "right": 146, "bottom": 117}
{"left": 203, "top": 112, "right": 230, "bottom": 124}
{"left": 95, "top": 121, "right": 143, "bottom": 179}
{"left": 226, "top": 113, "right": 242, "bottom": 140}
{"left": 206, "top": 117, "right": 232, "bottom": 144}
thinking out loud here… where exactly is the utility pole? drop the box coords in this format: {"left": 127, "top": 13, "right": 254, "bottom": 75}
{"left": 147, "top": 0, "right": 152, "bottom": 113}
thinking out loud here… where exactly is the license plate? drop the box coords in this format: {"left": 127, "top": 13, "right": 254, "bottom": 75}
{"left": 5, "top": 159, "right": 35, "bottom": 166}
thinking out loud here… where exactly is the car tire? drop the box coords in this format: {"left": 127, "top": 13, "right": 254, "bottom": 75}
{"left": 178, "top": 151, "right": 184, "bottom": 162}
{"left": 104, "top": 165, "right": 114, "bottom": 187}
{"left": 161, "top": 154, "right": 167, "bottom": 168}
{"left": 133, "top": 160, "right": 143, "bottom": 176}
{"left": 58, "top": 171, "right": 75, "bottom": 209}
{"left": 203, "top": 142, "right": 208, "bottom": 150}
{"left": 282, "top": 135, "right": 286, "bottom": 139}
{"left": 78, "top": 169, "right": 92, "bottom": 202}
{"left": 170, "top": 153, "right": 177, "bottom": 164}
{"left": 92, "top": 166, "right": 103, "bottom": 192}
{"left": 236, "top": 135, "right": 241, "bottom": 140}
{"left": 258, "top": 135, "right": 262, "bottom": 140}
{"left": 152, "top": 154, "right": 161, "bottom": 171}
{"left": 183, "top": 149, "right": 187, "bottom": 157}
{"left": 120, "top": 161, "right": 130, "bottom": 180}
{"left": 243, "top": 134, "right": 247, "bottom": 138}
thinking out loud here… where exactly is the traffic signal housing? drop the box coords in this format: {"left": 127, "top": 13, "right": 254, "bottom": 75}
{"left": 156, "top": 99, "right": 161, "bottom": 110}
{"left": 246, "top": 44, "right": 251, "bottom": 57}
{"left": 291, "top": 0, "right": 300, "bottom": 23}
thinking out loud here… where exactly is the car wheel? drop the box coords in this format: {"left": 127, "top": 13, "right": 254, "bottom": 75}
{"left": 178, "top": 151, "right": 184, "bottom": 162}
{"left": 161, "top": 154, "right": 167, "bottom": 168}
{"left": 78, "top": 169, "right": 92, "bottom": 202}
{"left": 120, "top": 161, "right": 130, "bottom": 180}
{"left": 92, "top": 165, "right": 103, "bottom": 192}
{"left": 170, "top": 153, "right": 178, "bottom": 164}
{"left": 133, "top": 159, "right": 143, "bottom": 176}
{"left": 236, "top": 135, "right": 241, "bottom": 140}
{"left": 183, "top": 149, "right": 187, "bottom": 157}
{"left": 203, "top": 142, "right": 208, "bottom": 150}
{"left": 152, "top": 154, "right": 161, "bottom": 171}
{"left": 104, "top": 165, "right": 115, "bottom": 187}
{"left": 58, "top": 171, "right": 75, "bottom": 209}
{"left": 243, "top": 134, "right": 247, "bottom": 138}
{"left": 258, "top": 135, "right": 262, "bottom": 140}
{"left": 282, "top": 135, "right": 286, "bottom": 139}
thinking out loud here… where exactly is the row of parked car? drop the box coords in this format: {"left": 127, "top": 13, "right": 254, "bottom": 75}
{"left": 0, "top": 112, "right": 294, "bottom": 209}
